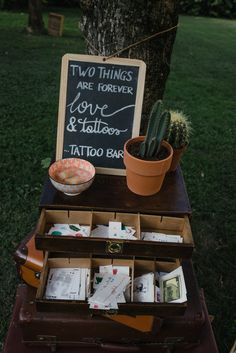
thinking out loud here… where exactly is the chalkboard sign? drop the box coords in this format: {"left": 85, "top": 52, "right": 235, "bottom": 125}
{"left": 56, "top": 54, "right": 146, "bottom": 175}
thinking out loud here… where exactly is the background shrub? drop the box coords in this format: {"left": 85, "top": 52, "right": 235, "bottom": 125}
{"left": 0, "top": 0, "right": 80, "bottom": 10}
{"left": 179, "top": 0, "right": 236, "bottom": 18}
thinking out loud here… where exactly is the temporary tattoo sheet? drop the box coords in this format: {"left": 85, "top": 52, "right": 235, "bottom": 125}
{"left": 45, "top": 267, "right": 90, "bottom": 301}
{"left": 133, "top": 273, "right": 155, "bottom": 302}
{"left": 48, "top": 224, "right": 90, "bottom": 237}
{"left": 141, "top": 232, "right": 183, "bottom": 243}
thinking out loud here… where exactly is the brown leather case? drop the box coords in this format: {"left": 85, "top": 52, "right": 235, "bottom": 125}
{"left": 4, "top": 284, "right": 218, "bottom": 353}
{"left": 14, "top": 230, "right": 44, "bottom": 288}
{"left": 3, "top": 285, "right": 218, "bottom": 353}
{"left": 19, "top": 261, "right": 205, "bottom": 351}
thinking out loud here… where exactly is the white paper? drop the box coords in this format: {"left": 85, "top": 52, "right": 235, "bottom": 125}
{"left": 112, "top": 266, "right": 130, "bottom": 276}
{"left": 99, "top": 265, "right": 113, "bottom": 274}
{"left": 159, "top": 266, "right": 187, "bottom": 303}
{"left": 90, "top": 223, "right": 137, "bottom": 240}
{"left": 48, "top": 224, "right": 90, "bottom": 237}
{"left": 89, "top": 273, "right": 130, "bottom": 309}
{"left": 90, "top": 225, "right": 109, "bottom": 238}
{"left": 45, "top": 267, "right": 90, "bottom": 301}
{"left": 45, "top": 268, "right": 80, "bottom": 300}
{"left": 109, "top": 221, "right": 122, "bottom": 238}
{"left": 141, "top": 232, "right": 183, "bottom": 243}
{"left": 133, "top": 273, "right": 155, "bottom": 302}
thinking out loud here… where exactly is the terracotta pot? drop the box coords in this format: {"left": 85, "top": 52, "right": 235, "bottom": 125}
{"left": 169, "top": 145, "right": 187, "bottom": 172}
{"left": 124, "top": 136, "right": 173, "bottom": 196}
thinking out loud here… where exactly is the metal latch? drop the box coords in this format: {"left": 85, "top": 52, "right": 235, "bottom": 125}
{"left": 35, "top": 271, "right": 41, "bottom": 279}
{"left": 106, "top": 240, "right": 123, "bottom": 254}
{"left": 163, "top": 337, "right": 184, "bottom": 353}
{"left": 37, "top": 335, "right": 57, "bottom": 352}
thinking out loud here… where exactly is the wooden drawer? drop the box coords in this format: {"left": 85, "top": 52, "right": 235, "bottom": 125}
{"left": 35, "top": 254, "right": 191, "bottom": 316}
{"left": 35, "top": 209, "right": 194, "bottom": 258}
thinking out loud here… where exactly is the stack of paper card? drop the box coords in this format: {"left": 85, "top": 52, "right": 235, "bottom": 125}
{"left": 133, "top": 272, "right": 155, "bottom": 302}
{"left": 89, "top": 265, "right": 130, "bottom": 310}
{"left": 91, "top": 221, "right": 137, "bottom": 240}
{"left": 133, "top": 266, "right": 187, "bottom": 304}
{"left": 44, "top": 267, "right": 90, "bottom": 300}
{"left": 48, "top": 224, "right": 90, "bottom": 237}
{"left": 141, "top": 232, "right": 183, "bottom": 243}
{"left": 159, "top": 266, "right": 187, "bottom": 303}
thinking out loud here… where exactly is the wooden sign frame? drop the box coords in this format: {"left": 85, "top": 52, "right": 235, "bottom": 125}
{"left": 48, "top": 13, "right": 64, "bottom": 37}
{"left": 56, "top": 54, "right": 146, "bottom": 175}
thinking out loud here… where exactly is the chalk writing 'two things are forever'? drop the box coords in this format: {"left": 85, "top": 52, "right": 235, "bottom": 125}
{"left": 66, "top": 63, "right": 136, "bottom": 136}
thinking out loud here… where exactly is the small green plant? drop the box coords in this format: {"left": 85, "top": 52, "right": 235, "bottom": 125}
{"left": 166, "top": 110, "right": 192, "bottom": 149}
{"left": 41, "top": 157, "right": 51, "bottom": 169}
{"left": 139, "top": 100, "right": 171, "bottom": 159}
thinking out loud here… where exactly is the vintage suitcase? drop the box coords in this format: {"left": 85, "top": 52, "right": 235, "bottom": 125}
{"left": 14, "top": 230, "right": 44, "bottom": 288}
{"left": 3, "top": 285, "right": 218, "bottom": 353}
{"left": 4, "top": 284, "right": 219, "bottom": 353}
{"left": 19, "top": 264, "right": 206, "bottom": 351}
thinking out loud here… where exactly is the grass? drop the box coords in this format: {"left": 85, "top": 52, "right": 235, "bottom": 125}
{"left": 0, "top": 8, "right": 235, "bottom": 353}
{"left": 165, "top": 16, "right": 236, "bottom": 353}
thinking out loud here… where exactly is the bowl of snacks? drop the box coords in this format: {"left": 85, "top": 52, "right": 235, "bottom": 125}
{"left": 49, "top": 158, "right": 95, "bottom": 196}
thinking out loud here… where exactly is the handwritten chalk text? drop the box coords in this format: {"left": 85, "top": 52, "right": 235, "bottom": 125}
{"left": 66, "top": 145, "right": 123, "bottom": 159}
{"left": 67, "top": 92, "right": 134, "bottom": 118}
{"left": 66, "top": 117, "right": 127, "bottom": 136}
{"left": 70, "top": 64, "right": 133, "bottom": 82}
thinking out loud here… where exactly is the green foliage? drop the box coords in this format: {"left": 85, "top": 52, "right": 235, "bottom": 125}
{"left": 139, "top": 100, "right": 171, "bottom": 159}
{"left": 165, "top": 15, "right": 236, "bottom": 353}
{"left": 179, "top": 0, "right": 236, "bottom": 18}
{"left": 166, "top": 111, "right": 192, "bottom": 149}
{"left": 41, "top": 157, "right": 51, "bottom": 169}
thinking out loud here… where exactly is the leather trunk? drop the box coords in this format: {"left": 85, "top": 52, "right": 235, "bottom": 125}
{"left": 14, "top": 230, "right": 43, "bottom": 288}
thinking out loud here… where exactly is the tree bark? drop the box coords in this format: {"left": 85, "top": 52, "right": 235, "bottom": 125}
{"left": 28, "top": 0, "right": 45, "bottom": 34}
{"left": 80, "top": 0, "right": 178, "bottom": 132}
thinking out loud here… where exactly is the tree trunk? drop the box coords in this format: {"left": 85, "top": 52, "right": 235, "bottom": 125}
{"left": 80, "top": 0, "right": 178, "bottom": 133}
{"left": 28, "top": 0, "right": 45, "bottom": 34}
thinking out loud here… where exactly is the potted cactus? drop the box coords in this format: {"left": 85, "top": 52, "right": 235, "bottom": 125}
{"left": 124, "top": 100, "right": 173, "bottom": 196}
{"left": 166, "top": 110, "right": 192, "bottom": 172}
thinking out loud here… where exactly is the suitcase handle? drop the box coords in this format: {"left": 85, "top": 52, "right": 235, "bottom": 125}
{"left": 101, "top": 343, "right": 140, "bottom": 352}
{"left": 101, "top": 342, "right": 174, "bottom": 352}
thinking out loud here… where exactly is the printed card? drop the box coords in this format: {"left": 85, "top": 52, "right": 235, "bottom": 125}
{"left": 89, "top": 273, "right": 130, "bottom": 309}
{"left": 48, "top": 224, "right": 90, "bottom": 237}
{"left": 45, "top": 267, "right": 90, "bottom": 301}
{"left": 159, "top": 266, "right": 187, "bottom": 303}
{"left": 90, "top": 225, "right": 109, "bottom": 238}
{"left": 141, "top": 232, "right": 183, "bottom": 243}
{"left": 133, "top": 273, "right": 155, "bottom": 303}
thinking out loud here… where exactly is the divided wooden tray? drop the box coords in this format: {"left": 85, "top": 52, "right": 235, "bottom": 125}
{"left": 35, "top": 209, "right": 194, "bottom": 258}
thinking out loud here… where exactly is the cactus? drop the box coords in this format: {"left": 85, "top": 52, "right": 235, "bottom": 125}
{"left": 139, "top": 100, "right": 171, "bottom": 159}
{"left": 166, "top": 110, "right": 192, "bottom": 149}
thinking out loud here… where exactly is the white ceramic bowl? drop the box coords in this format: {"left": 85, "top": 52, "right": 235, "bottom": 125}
{"left": 49, "top": 158, "right": 95, "bottom": 196}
